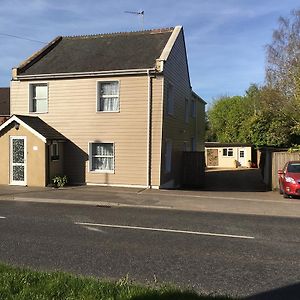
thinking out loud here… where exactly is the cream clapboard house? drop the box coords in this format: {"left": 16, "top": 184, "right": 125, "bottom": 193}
{"left": 0, "top": 26, "right": 206, "bottom": 188}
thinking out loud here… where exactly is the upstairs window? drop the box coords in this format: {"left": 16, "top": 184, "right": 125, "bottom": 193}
{"left": 30, "top": 83, "right": 48, "bottom": 113}
{"left": 166, "top": 83, "right": 174, "bottom": 115}
{"left": 98, "top": 81, "right": 119, "bottom": 112}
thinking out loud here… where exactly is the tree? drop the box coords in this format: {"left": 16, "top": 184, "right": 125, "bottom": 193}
{"left": 265, "top": 9, "right": 300, "bottom": 134}
{"left": 207, "top": 95, "right": 254, "bottom": 143}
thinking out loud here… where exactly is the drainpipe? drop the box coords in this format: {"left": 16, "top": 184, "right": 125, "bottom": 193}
{"left": 147, "top": 69, "right": 153, "bottom": 188}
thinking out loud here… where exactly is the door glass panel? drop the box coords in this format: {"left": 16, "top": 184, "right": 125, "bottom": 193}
{"left": 13, "top": 139, "right": 24, "bottom": 163}
{"left": 240, "top": 151, "right": 245, "bottom": 158}
{"left": 12, "top": 165, "right": 24, "bottom": 181}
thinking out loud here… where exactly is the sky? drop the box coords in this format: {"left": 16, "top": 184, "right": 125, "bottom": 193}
{"left": 0, "top": 0, "right": 299, "bottom": 105}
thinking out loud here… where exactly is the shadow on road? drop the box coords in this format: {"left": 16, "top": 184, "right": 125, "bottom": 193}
{"left": 244, "top": 282, "right": 300, "bottom": 300}
{"left": 203, "top": 168, "right": 267, "bottom": 192}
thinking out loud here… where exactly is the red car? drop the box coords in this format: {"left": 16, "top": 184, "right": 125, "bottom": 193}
{"left": 278, "top": 161, "right": 300, "bottom": 198}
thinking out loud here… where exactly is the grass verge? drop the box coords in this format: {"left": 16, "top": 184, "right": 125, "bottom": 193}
{"left": 0, "top": 263, "right": 236, "bottom": 300}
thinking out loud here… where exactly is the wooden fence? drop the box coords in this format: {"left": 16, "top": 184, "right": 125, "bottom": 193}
{"left": 271, "top": 152, "right": 300, "bottom": 189}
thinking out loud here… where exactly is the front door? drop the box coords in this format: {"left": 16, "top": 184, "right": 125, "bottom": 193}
{"left": 238, "top": 149, "right": 246, "bottom": 167}
{"left": 10, "top": 136, "right": 26, "bottom": 186}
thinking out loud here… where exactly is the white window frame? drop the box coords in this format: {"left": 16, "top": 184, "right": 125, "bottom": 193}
{"left": 88, "top": 142, "right": 115, "bottom": 173}
{"left": 29, "top": 83, "right": 48, "bottom": 113}
{"left": 50, "top": 142, "right": 59, "bottom": 161}
{"left": 223, "top": 148, "right": 234, "bottom": 157}
{"left": 166, "top": 82, "right": 174, "bottom": 115}
{"left": 96, "top": 81, "right": 120, "bottom": 112}
{"left": 165, "top": 139, "right": 172, "bottom": 173}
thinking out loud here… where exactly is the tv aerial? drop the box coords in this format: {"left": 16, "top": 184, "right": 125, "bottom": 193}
{"left": 125, "top": 10, "right": 145, "bottom": 30}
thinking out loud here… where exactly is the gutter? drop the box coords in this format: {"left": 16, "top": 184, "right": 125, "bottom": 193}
{"left": 15, "top": 68, "right": 157, "bottom": 81}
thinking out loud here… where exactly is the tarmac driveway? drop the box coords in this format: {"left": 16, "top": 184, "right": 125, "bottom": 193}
{"left": 204, "top": 168, "right": 267, "bottom": 192}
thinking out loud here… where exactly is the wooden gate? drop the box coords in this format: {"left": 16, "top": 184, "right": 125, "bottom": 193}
{"left": 182, "top": 151, "right": 205, "bottom": 188}
{"left": 206, "top": 149, "right": 218, "bottom": 166}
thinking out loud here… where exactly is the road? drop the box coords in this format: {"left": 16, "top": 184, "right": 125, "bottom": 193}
{"left": 0, "top": 200, "right": 300, "bottom": 299}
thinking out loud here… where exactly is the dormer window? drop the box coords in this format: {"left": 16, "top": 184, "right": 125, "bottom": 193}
{"left": 29, "top": 83, "right": 48, "bottom": 113}
{"left": 97, "top": 81, "right": 119, "bottom": 112}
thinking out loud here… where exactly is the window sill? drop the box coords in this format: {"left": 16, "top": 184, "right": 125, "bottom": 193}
{"left": 96, "top": 111, "right": 120, "bottom": 113}
{"left": 29, "top": 111, "right": 48, "bottom": 114}
{"left": 89, "top": 170, "right": 115, "bottom": 174}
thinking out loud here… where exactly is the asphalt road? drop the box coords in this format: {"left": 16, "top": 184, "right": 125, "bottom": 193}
{"left": 0, "top": 201, "right": 300, "bottom": 299}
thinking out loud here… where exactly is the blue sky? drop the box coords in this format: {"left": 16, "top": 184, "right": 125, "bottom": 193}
{"left": 0, "top": 0, "right": 299, "bottom": 105}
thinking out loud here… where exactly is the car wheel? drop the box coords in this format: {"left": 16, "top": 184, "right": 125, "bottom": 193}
{"left": 283, "top": 192, "right": 293, "bottom": 199}
{"left": 279, "top": 183, "right": 283, "bottom": 194}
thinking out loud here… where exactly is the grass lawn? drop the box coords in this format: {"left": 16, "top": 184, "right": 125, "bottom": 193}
{"left": 0, "top": 263, "right": 238, "bottom": 300}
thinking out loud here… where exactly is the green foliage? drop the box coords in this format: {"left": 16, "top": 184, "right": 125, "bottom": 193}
{"left": 0, "top": 263, "right": 235, "bottom": 300}
{"left": 288, "top": 145, "right": 300, "bottom": 153}
{"left": 248, "top": 112, "right": 292, "bottom": 147}
{"left": 206, "top": 10, "right": 300, "bottom": 147}
{"left": 207, "top": 95, "right": 254, "bottom": 143}
{"left": 52, "top": 175, "right": 68, "bottom": 188}
{"left": 206, "top": 83, "right": 298, "bottom": 147}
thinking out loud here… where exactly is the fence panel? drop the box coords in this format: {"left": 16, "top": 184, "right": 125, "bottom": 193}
{"left": 182, "top": 151, "right": 205, "bottom": 188}
{"left": 272, "top": 152, "right": 300, "bottom": 189}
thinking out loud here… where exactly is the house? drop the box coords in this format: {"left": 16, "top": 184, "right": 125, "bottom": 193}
{"left": 0, "top": 87, "right": 10, "bottom": 124}
{"left": 205, "top": 142, "right": 255, "bottom": 168}
{"left": 0, "top": 26, "right": 206, "bottom": 188}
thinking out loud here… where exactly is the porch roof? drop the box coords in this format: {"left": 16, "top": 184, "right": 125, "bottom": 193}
{"left": 0, "top": 115, "right": 66, "bottom": 143}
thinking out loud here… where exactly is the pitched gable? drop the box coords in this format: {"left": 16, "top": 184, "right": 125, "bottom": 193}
{"left": 17, "top": 28, "right": 174, "bottom": 76}
{"left": 0, "top": 115, "right": 66, "bottom": 142}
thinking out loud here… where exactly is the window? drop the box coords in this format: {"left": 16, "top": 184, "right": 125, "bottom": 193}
{"left": 97, "top": 82, "right": 119, "bottom": 112}
{"left": 165, "top": 139, "right": 172, "bottom": 173}
{"left": 89, "top": 142, "right": 114, "bottom": 172}
{"left": 190, "top": 99, "right": 196, "bottom": 118}
{"left": 30, "top": 83, "right": 48, "bottom": 113}
{"left": 191, "top": 137, "right": 196, "bottom": 151}
{"left": 166, "top": 83, "right": 174, "bottom": 115}
{"left": 223, "top": 148, "right": 233, "bottom": 157}
{"left": 183, "top": 141, "right": 188, "bottom": 151}
{"left": 185, "top": 99, "right": 189, "bottom": 123}
{"left": 50, "top": 142, "right": 59, "bottom": 161}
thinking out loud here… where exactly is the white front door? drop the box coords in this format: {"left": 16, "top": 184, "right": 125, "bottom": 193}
{"left": 238, "top": 149, "right": 246, "bottom": 167}
{"left": 10, "top": 136, "right": 27, "bottom": 186}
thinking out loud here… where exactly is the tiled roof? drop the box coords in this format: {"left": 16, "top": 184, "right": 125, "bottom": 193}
{"left": 15, "top": 115, "right": 66, "bottom": 140}
{"left": 0, "top": 87, "right": 10, "bottom": 115}
{"left": 18, "top": 28, "right": 174, "bottom": 75}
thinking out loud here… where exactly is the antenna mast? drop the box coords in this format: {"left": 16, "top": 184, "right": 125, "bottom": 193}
{"left": 124, "top": 10, "right": 144, "bottom": 30}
